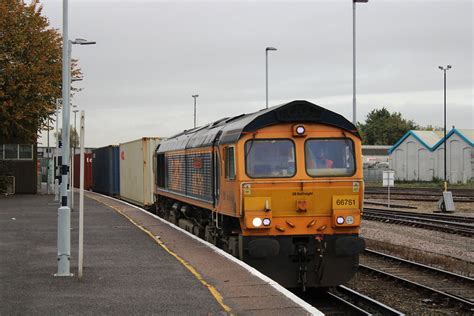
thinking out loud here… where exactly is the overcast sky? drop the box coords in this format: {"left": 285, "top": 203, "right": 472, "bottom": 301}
{"left": 38, "top": 0, "right": 473, "bottom": 148}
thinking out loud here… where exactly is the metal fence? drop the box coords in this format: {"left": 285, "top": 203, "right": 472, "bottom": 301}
{"left": 363, "top": 167, "right": 387, "bottom": 183}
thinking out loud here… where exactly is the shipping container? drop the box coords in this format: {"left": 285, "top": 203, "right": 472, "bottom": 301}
{"left": 73, "top": 153, "right": 93, "bottom": 190}
{"left": 92, "top": 146, "right": 120, "bottom": 196}
{"left": 119, "top": 137, "right": 161, "bottom": 208}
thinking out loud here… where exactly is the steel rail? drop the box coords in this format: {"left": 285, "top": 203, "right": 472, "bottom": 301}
{"left": 325, "top": 291, "right": 371, "bottom": 316}
{"left": 365, "top": 187, "right": 474, "bottom": 198}
{"left": 358, "top": 264, "right": 474, "bottom": 311}
{"left": 298, "top": 286, "right": 403, "bottom": 315}
{"left": 332, "top": 285, "right": 405, "bottom": 316}
{"left": 363, "top": 209, "right": 474, "bottom": 236}
{"left": 364, "top": 193, "right": 474, "bottom": 203}
{"left": 363, "top": 207, "right": 474, "bottom": 223}
{"left": 365, "top": 248, "right": 474, "bottom": 283}
{"left": 364, "top": 200, "right": 418, "bottom": 209}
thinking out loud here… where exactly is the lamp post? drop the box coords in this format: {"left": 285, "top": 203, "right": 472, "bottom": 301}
{"left": 352, "top": 0, "right": 368, "bottom": 125}
{"left": 71, "top": 107, "right": 79, "bottom": 209}
{"left": 54, "top": 98, "right": 61, "bottom": 201}
{"left": 265, "top": 47, "right": 277, "bottom": 109}
{"left": 192, "top": 94, "right": 199, "bottom": 128}
{"left": 57, "top": 22, "right": 95, "bottom": 276}
{"left": 438, "top": 65, "right": 452, "bottom": 192}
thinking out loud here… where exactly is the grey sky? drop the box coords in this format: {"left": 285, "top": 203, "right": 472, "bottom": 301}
{"left": 38, "top": 0, "right": 473, "bottom": 147}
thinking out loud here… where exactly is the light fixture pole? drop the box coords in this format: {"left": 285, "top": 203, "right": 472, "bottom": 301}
{"left": 57, "top": 17, "right": 96, "bottom": 276}
{"left": 438, "top": 65, "right": 452, "bottom": 192}
{"left": 192, "top": 94, "right": 199, "bottom": 128}
{"left": 353, "top": 0, "right": 368, "bottom": 125}
{"left": 265, "top": 47, "right": 277, "bottom": 109}
{"left": 71, "top": 108, "right": 79, "bottom": 209}
{"left": 54, "top": 98, "right": 61, "bottom": 202}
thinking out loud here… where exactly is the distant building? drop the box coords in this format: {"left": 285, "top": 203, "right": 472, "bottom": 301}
{"left": 0, "top": 141, "right": 37, "bottom": 194}
{"left": 431, "top": 129, "right": 474, "bottom": 184}
{"left": 362, "top": 145, "right": 391, "bottom": 166}
{"left": 389, "top": 129, "right": 473, "bottom": 183}
{"left": 362, "top": 145, "right": 391, "bottom": 182}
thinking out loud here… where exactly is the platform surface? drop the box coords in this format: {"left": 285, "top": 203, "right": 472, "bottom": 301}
{"left": 0, "top": 193, "right": 316, "bottom": 315}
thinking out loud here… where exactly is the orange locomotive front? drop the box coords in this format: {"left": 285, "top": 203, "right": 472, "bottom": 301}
{"left": 154, "top": 100, "right": 365, "bottom": 289}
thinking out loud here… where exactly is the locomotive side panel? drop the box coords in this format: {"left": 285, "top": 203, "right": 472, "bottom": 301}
{"left": 158, "top": 148, "right": 215, "bottom": 208}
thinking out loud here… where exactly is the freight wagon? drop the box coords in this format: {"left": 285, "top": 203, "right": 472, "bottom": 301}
{"left": 119, "top": 137, "right": 161, "bottom": 208}
{"left": 73, "top": 153, "right": 93, "bottom": 190}
{"left": 92, "top": 145, "right": 120, "bottom": 196}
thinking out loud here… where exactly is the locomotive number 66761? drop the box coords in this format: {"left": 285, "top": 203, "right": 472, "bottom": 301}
{"left": 154, "top": 100, "right": 365, "bottom": 290}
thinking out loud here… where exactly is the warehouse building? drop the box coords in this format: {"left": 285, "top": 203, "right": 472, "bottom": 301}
{"left": 432, "top": 129, "right": 474, "bottom": 184}
{"left": 389, "top": 129, "right": 473, "bottom": 183}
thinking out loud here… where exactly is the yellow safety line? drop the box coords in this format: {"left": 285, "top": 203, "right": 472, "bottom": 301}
{"left": 87, "top": 195, "right": 232, "bottom": 314}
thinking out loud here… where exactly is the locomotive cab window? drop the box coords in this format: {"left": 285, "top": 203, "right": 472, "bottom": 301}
{"left": 245, "top": 139, "right": 295, "bottom": 178}
{"left": 224, "top": 146, "right": 235, "bottom": 180}
{"left": 305, "top": 138, "right": 355, "bottom": 177}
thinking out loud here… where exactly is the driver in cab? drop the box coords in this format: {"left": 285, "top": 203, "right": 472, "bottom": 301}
{"left": 314, "top": 147, "right": 333, "bottom": 169}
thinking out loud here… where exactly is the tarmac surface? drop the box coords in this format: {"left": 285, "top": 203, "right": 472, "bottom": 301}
{"left": 1, "top": 193, "right": 317, "bottom": 315}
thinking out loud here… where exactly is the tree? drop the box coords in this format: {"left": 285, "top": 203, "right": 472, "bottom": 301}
{"left": 358, "top": 107, "right": 417, "bottom": 145}
{"left": 419, "top": 124, "right": 443, "bottom": 131}
{"left": 0, "top": 0, "right": 81, "bottom": 143}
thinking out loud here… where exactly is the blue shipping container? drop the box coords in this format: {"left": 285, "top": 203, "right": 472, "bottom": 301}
{"left": 92, "top": 145, "right": 120, "bottom": 196}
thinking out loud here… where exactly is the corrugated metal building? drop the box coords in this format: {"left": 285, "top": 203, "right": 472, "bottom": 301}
{"left": 432, "top": 129, "right": 474, "bottom": 184}
{"left": 389, "top": 129, "right": 473, "bottom": 183}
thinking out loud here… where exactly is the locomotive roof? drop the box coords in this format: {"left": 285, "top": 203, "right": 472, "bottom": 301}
{"left": 157, "top": 100, "right": 360, "bottom": 152}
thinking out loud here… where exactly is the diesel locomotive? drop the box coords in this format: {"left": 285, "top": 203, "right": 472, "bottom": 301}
{"left": 154, "top": 100, "right": 365, "bottom": 289}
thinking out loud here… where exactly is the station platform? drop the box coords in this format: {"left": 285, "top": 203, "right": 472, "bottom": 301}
{"left": 0, "top": 193, "right": 320, "bottom": 315}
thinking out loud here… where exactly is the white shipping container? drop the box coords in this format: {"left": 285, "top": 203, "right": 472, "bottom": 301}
{"left": 119, "top": 137, "right": 162, "bottom": 207}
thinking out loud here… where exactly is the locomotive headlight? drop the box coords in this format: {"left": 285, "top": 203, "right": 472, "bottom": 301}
{"left": 346, "top": 215, "right": 354, "bottom": 225}
{"left": 296, "top": 125, "right": 305, "bottom": 135}
{"left": 262, "top": 218, "right": 271, "bottom": 226}
{"left": 336, "top": 216, "right": 345, "bottom": 225}
{"left": 252, "top": 217, "right": 263, "bottom": 227}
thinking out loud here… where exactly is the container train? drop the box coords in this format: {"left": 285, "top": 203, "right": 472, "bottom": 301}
{"left": 90, "top": 100, "right": 365, "bottom": 290}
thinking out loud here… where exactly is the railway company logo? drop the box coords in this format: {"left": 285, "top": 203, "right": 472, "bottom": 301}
{"left": 292, "top": 191, "right": 313, "bottom": 196}
{"left": 121, "top": 151, "right": 125, "bottom": 160}
{"left": 353, "top": 182, "right": 360, "bottom": 192}
{"left": 243, "top": 184, "right": 251, "bottom": 195}
{"left": 192, "top": 157, "right": 203, "bottom": 169}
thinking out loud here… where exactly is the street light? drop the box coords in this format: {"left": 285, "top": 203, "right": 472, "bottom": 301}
{"left": 438, "top": 65, "right": 452, "bottom": 191}
{"left": 265, "top": 47, "right": 277, "bottom": 109}
{"left": 353, "top": 0, "right": 368, "bottom": 125}
{"left": 57, "top": 28, "right": 95, "bottom": 276}
{"left": 71, "top": 107, "right": 79, "bottom": 210}
{"left": 192, "top": 94, "right": 199, "bottom": 128}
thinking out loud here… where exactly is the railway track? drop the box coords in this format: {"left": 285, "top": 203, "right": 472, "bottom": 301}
{"left": 365, "top": 187, "right": 474, "bottom": 202}
{"left": 366, "top": 187, "right": 474, "bottom": 197}
{"left": 296, "top": 286, "right": 403, "bottom": 315}
{"left": 360, "top": 248, "right": 474, "bottom": 312}
{"left": 363, "top": 207, "right": 474, "bottom": 237}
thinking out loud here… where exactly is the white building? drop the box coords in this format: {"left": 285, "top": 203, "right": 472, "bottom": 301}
{"left": 389, "top": 129, "right": 473, "bottom": 183}
{"left": 432, "top": 129, "right": 474, "bottom": 184}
